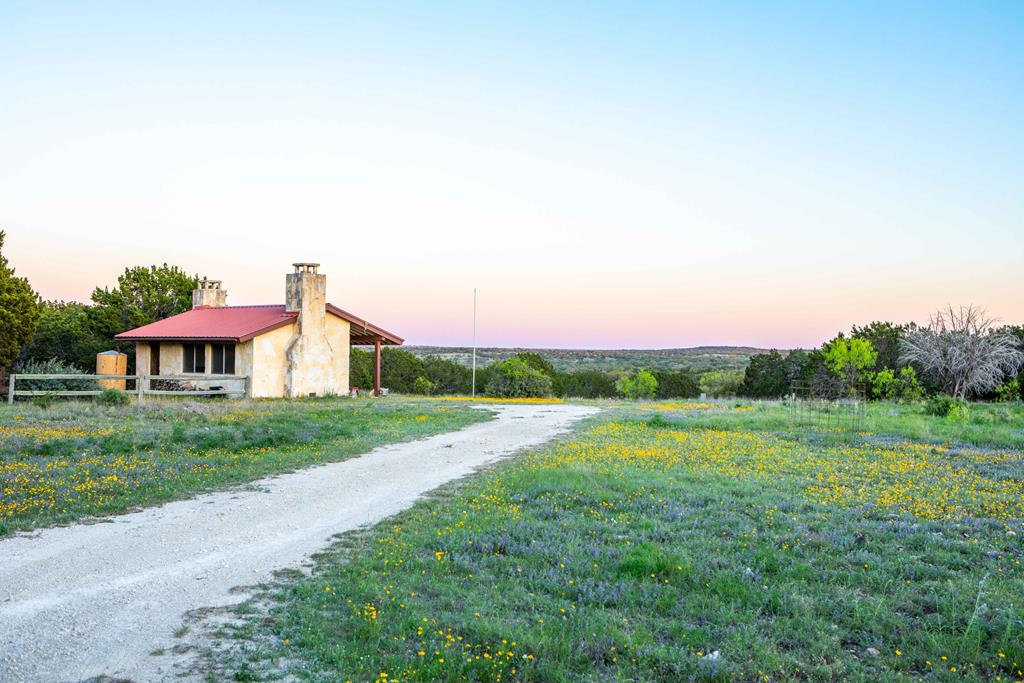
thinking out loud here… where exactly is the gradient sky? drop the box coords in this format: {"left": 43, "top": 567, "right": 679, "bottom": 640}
{"left": 2, "top": 1, "right": 1021, "bottom": 349}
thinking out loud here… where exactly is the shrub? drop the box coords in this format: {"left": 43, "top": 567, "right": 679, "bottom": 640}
{"left": 946, "top": 400, "right": 970, "bottom": 422}
{"left": 411, "top": 375, "right": 434, "bottom": 395}
{"left": 995, "top": 379, "right": 1021, "bottom": 403}
{"left": 485, "top": 357, "right": 553, "bottom": 398}
{"left": 96, "top": 388, "right": 130, "bottom": 406}
{"left": 30, "top": 392, "right": 58, "bottom": 409}
{"left": 615, "top": 370, "right": 658, "bottom": 399}
{"left": 924, "top": 394, "right": 955, "bottom": 417}
{"left": 871, "top": 366, "right": 924, "bottom": 402}
{"left": 11, "top": 357, "right": 92, "bottom": 391}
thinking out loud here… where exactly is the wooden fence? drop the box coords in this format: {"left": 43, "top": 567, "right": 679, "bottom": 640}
{"left": 6, "top": 374, "right": 250, "bottom": 404}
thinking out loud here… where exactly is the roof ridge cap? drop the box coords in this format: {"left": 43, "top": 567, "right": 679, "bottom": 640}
{"left": 217, "top": 304, "right": 286, "bottom": 309}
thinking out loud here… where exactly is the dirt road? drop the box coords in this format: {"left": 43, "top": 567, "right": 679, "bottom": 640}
{"left": 0, "top": 403, "right": 597, "bottom": 682}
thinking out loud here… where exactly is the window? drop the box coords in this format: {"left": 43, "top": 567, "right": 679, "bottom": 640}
{"left": 211, "top": 343, "right": 236, "bottom": 374}
{"left": 183, "top": 343, "right": 206, "bottom": 373}
{"left": 150, "top": 342, "right": 160, "bottom": 375}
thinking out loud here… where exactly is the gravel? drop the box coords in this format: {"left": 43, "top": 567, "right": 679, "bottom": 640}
{"left": 0, "top": 403, "right": 597, "bottom": 683}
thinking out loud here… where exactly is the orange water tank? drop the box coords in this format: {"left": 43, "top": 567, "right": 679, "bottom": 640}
{"left": 96, "top": 351, "right": 128, "bottom": 390}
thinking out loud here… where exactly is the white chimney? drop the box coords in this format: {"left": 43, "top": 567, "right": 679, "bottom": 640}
{"left": 284, "top": 263, "right": 336, "bottom": 397}
{"left": 193, "top": 279, "right": 227, "bottom": 308}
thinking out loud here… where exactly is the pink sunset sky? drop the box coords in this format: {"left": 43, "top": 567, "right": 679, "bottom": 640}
{"left": 2, "top": 4, "right": 1022, "bottom": 350}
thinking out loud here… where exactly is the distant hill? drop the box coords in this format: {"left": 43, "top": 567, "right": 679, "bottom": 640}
{"left": 404, "top": 346, "right": 769, "bottom": 375}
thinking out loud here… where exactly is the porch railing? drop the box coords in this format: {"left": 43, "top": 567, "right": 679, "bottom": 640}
{"left": 5, "top": 374, "right": 250, "bottom": 404}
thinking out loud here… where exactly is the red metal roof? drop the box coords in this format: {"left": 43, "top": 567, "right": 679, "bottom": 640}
{"left": 115, "top": 305, "right": 403, "bottom": 345}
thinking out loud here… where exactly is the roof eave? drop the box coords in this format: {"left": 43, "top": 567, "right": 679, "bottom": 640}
{"left": 326, "top": 304, "right": 404, "bottom": 345}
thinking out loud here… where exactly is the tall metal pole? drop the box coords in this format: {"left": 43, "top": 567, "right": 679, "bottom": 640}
{"left": 471, "top": 288, "right": 477, "bottom": 398}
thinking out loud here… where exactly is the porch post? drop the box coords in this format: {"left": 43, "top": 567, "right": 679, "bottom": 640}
{"left": 373, "top": 340, "right": 382, "bottom": 397}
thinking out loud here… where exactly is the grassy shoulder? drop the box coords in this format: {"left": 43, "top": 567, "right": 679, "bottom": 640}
{"left": 0, "top": 397, "right": 489, "bottom": 536}
{"left": 212, "top": 402, "right": 1023, "bottom": 682}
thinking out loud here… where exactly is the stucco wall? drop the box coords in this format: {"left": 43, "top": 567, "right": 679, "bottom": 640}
{"left": 251, "top": 323, "right": 294, "bottom": 398}
{"left": 325, "top": 313, "right": 351, "bottom": 396}
{"left": 135, "top": 343, "right": 151, "bottom": 378}
{"left": 160, "top": 343, "right": 184, "bottom": 375}
{"left": 236, "top": 340, "right": 254, "bottom": 396}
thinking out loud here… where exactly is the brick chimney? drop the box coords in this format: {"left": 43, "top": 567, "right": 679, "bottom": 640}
{"left": 284, "top": 263, "right": 336, "bottom": 397}
{"left": 192, "top": 279, "right": 227, "bottom": 309}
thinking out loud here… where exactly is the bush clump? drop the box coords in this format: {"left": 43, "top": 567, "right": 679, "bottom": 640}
{"left": 616, "top": 370, "right": 658, "bottom": 399}
{"left": 411, "top": 375, "right": 434, "bottom": 395}
{"left": 923, "top": 394, "right": 955, "bottom": 417}
{"left": 30, "top": 393, "right": 58, "bottom": 409}
{"left": 923, "top": 393, "right": 970, "bottom": 420}
{"left": 11, "top": 357, "right": 92, "bottom": 391}
{"left": 96, "top": 388, "right": 131, "bottom": 406}
{"left": 485, "top": 357, "right": 553, "bottom": 398}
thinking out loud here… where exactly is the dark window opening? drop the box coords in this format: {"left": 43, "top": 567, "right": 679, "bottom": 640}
{"left": 150, "top": 342, "right": 160, "bottom": 375}
{"left": 211, "top": 343, "right": 236, "bottom": 375}
{"left": 183, "top": 343, "right": 206, "bottom": 374}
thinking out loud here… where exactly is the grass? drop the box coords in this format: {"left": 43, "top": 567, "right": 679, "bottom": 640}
{"left": 0, "top": 397, "right": 489, "bottom": 536}
{"left": 625, "top": 399, "right": 1024, "bottom": 451}
{"left": 209, "top": 399, "right": 1024, "bottom": 682}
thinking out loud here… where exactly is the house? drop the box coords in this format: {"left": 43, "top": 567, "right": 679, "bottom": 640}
{"left": 115, "top": 263, "right": 402, "bottom": 398}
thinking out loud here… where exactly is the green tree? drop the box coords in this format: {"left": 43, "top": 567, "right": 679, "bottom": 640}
{"left": 615, "top": 369, "right": 658, "bottom": 399}
{"left": 380, "top": 348, "right": 427, "bottom": 393}
{"left": 514, "top": 352, "right": 557, "bottom": 379}
{"left": 485, "top": 357, "right": 553, "bottom": 398}
{"left": 90, "top": 264, "right": 200, "bottom": 350}
{"left": 850, "top": 321, "right": 905, "bottom": 373}
{"left": 422, "top": 356, "right": 473, "bottom": 394}
{"left": 823, "top": 335, "right": 877, "bottom": 386}
{"left": 561, "top": 370, "right": 617, "bottom": 398}
{"left": 350, "top": 348, "right": 374, "bottom": 391}
{"left": 0, "top": 231, "right": 40, "bottom": 368}
{"left": 18, "top": 300, "right": 106, "bottom": 370}
{"left": 652, "top": 370, "right": 699, "bottom": 399}
{"left": 740, "top": 350, "right": 789, "bottom": 398}
{"left": 700, "top": 369, "right": 744, "bottom": 398}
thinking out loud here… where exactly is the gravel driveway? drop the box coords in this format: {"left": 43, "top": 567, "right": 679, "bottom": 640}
{"left": 0, "top": 403, "right": 597, "bottom": 682}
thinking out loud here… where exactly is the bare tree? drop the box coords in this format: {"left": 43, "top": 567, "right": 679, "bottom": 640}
{"left": 900, "top": 305, "right": 1024, "bottom": 399}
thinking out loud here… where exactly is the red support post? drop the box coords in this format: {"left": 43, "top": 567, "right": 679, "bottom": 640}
{"left": 373, "top": 339, "right": 382, "bottom": 397}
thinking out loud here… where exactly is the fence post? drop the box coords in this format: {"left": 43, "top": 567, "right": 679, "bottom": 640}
{"left": 137, "top": 374, "right": 145, "bottom": 403}
{"left": 6, "top": 374, "right": 14, "bottom": 405}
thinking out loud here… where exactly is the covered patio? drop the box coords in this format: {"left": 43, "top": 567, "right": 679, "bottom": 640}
{"left": 332, "top": 304, "right": 404, "bottom": 396}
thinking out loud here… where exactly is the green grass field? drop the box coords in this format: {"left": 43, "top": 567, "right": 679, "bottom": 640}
{"left": 0, "top": 398, "right": 488, "bottom": 536}
{"left": 209, "top": 399, "right": 1024, "bottom": 682}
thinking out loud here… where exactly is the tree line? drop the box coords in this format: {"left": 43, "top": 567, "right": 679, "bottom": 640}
{"left": 351, "top": 348, "right": 703, "bottom": 399}
{"left": 2, "top": 239, "right": 1020, "bottom": 402}
{"left": 0, "top": 240, "right": 199, "bottom": 377}
{"left": 739, "top": 315, "right": 1024, "bottom": 402}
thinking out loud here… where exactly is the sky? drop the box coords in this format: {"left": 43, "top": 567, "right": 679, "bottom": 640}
{"left": 1, "top": 1, "right": 1021, "bottom": 349}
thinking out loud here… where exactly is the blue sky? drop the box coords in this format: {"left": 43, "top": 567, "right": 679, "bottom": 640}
{"left": 1, "top": 1, "right": 1021, "bottom": 348}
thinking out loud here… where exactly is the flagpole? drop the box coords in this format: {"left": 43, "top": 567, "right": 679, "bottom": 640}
{"left": 471, "top": 288, "right": 477, "bottom": 398}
